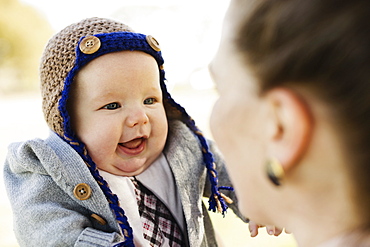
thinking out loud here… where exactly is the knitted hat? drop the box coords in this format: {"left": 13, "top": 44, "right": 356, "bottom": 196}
{"left": 40, "top": 18, "right": 134, "bottom": 135}
{"left": 40, "top": 17, "right": 232, "bottom": 246}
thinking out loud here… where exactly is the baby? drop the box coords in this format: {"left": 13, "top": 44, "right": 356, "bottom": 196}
{"left": 4, "top": 17, "right": 244, "bottom": 247}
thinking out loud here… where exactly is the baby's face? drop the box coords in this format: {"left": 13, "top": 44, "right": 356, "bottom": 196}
{"left": 69, "top": 51, "right": 168, "bottom": 176}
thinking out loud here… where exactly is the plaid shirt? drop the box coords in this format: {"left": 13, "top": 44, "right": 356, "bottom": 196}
{"left": 131, "top": 177, "right": 184, "bottom": 247}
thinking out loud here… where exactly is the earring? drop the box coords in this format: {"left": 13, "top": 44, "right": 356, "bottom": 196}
{"left": 265, "top": 158, "right": 285, "bottom": 186}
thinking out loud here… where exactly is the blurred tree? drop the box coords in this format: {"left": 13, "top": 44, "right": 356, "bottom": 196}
{"left": 0, "top": 0, "right": 52, "bottom": 94}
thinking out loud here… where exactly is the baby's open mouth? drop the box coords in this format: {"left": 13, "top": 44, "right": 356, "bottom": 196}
{"left": 119, "top": 138, "right": 145, "bottom": 149}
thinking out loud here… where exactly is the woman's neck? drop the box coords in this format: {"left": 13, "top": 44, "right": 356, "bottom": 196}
{"left": 316, "top": 228, "right": 370, "bottom": 247}
{"left": 285, "top": 198, "right": 367, "bottom": 247}
{"left": 279, "top": 174, "right": 364, "bottom": 247}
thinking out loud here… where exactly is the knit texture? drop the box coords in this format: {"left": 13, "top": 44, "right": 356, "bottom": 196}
{"left": 40, "top": 17, "right": 133, "bottom": 136}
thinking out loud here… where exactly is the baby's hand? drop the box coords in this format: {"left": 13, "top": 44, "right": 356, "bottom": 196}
{"left": 248, "top": 221, "right": 284, "bottom": 237}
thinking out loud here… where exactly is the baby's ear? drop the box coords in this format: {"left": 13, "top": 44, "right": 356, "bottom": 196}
{"left": 265, "top": 88, "right": 313, "bottom": 172}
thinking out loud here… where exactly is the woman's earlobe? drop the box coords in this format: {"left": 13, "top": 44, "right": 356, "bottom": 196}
{"left": 266, "top": 87, "right": 313, "bottom": 173}
{"left": 265, "top": 157, "right": 285, "bottom": 186}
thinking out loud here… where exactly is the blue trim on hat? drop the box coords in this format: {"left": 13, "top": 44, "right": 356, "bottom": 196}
{"left": 57, "top": 31, "right": 233, "bottom": 246}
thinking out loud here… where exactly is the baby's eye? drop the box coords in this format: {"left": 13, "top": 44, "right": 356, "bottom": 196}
{"left": 102, "top": 102, "right": 121, "bottom": 110}
{"left": 143, "top": 98, "right": 156, "bottom": 105}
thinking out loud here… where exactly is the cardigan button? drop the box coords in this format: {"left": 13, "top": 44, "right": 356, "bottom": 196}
{"left": 91, "top": 213, "right": 107, "bottom": 225}
{"left": 73, "top": 183, "right": 92, "bottom": 200}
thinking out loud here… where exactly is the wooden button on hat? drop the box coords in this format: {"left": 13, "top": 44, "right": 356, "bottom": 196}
{"left": 79, "top": 36, "right": 101, "bottom": 54}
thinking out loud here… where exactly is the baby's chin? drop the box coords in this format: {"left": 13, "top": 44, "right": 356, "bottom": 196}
{"left": 98, "top": 159, "right": 151, "bottom": 177}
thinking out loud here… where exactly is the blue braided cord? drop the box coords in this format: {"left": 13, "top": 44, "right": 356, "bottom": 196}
{"left": 64, "top": 135, "right": 135, "bottom": 246}
{"left": 160, "top": 81, "right": 233, "bottom": 216}
{"left": 62, "top": 88, "right": 135, "bottom": 245}
{"left": 218, "top": 186, "right": 234, "bottom": 191}
{"left": 112, "top": 237, "right": 134, "bottom": 247}
{"left": 113, "top": 241, "right": 134, "bottom": 247}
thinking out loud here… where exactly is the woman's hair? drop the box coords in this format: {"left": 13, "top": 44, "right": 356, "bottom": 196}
{"left": 236, "top": 0, "right": 370, "bottom": 225}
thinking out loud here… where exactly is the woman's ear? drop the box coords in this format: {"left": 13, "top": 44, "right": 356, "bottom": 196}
{"left": 265, "top": 88, "right": 313, "bottom": 172}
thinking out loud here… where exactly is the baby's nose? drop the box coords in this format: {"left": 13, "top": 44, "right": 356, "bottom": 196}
{"left": 125, "top": 108, "right": 149, "bottom": 127}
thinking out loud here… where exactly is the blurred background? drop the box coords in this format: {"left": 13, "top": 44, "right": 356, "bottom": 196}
{"left": 0, "top": 0, "right": 297, "bottom": 246}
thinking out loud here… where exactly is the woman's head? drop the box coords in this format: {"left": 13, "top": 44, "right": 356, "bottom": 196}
{"left": 210, "top": 0, "right": 370, "bottom": 231}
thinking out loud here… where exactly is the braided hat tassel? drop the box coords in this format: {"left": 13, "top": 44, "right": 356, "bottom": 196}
{"left": 64, "top": 134, "right": 135, "bottom": 246}
{"left": 160, "top": 80, "right": 234, "bottom": 216}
